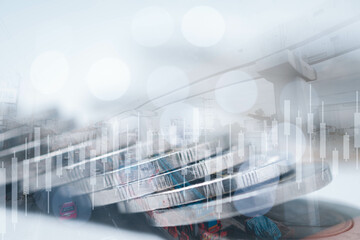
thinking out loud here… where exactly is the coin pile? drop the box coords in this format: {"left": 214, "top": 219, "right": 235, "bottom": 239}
{"left": 0, "top": 119, "right": 332, "bottom": 239}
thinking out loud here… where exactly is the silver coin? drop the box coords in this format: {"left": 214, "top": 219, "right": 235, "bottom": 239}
{"left": 28, "top": 140, "right": 169, "bottom": 192}
{"left": 9, "top": 134, "right": 130, "bottom": 185}
{"left": 65, "top": 141, "right": 226, "bottom": 195}
{"left": 148, "top": 162, "right": 331, "bottom": 227}
{"left": 119, "top": 159, "right": 293, "bottom": 213}
{"left": 10, "top": 128, "right": 140, "bottom": 186}
{"left": 91, "top": 150, "right": 243, "bottom": 206}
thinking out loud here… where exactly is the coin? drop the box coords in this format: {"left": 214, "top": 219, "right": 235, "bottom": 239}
{"left": 148, "top": 163, "right": 331, "bottom": 226}
{"left": 62, "top": 141, "right": 225, "bottom": 195}
{"left": 28, "top": 139, "right": 170, "bottom": 192}
{"left": 92, "top": 150, "right": 242, "bottom": 207}
{"left": 119, "top": 158, "right": 294, "bottom": 213}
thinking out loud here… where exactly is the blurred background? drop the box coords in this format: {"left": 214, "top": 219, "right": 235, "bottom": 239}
{"left": 1, "top": 0, "right": 360, "bottom": 239}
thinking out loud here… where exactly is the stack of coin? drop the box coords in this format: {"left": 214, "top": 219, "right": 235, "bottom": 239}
{"left": 0, "top": 118, "right": 333, "bottom": 239}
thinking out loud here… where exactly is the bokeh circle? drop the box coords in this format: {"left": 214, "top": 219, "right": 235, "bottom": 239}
{"left": 87, "top": 58, "right": 130, "bottom": 101}
{"left": 181, "top": 6, "right": 225, "bottom": 47}
{"left": 215, "top": 70, "right": 258, "bottom": 113}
